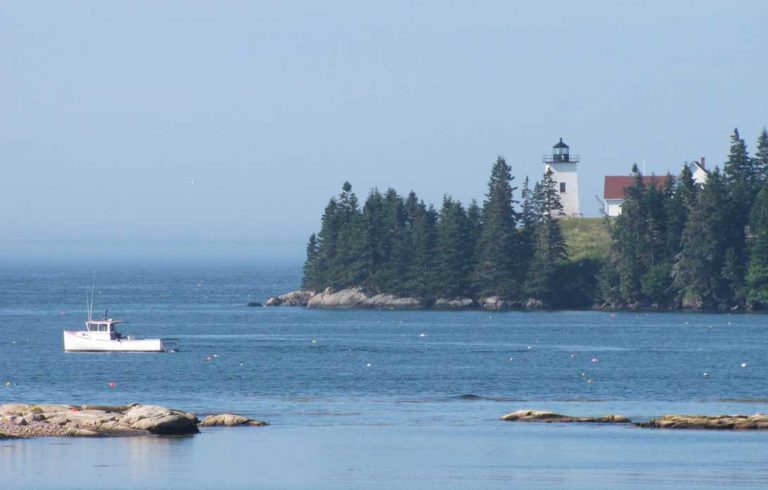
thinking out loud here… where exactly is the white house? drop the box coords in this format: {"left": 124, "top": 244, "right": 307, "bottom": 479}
{"left": 688, "top": 157, "right": 709, "bottom": 186}
{"left": 544, "top": 138, "right": 580, "bottom": 217}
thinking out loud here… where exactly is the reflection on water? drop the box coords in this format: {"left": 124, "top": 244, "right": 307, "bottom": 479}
{"left": 3, "top": 425, "right": 768, "bottom": 489}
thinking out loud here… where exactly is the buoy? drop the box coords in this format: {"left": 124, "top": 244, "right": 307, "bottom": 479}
{"left": 741, "top": 363, "right": 748, "bottom": 368}
{"left": 570, "top": 353, "right": 576, "bottom": 359}
{"left": 366, "top": 363, "right": 372, "bottom": 368}
{"left": 591, "top": 357, "right": 598, "bottom": 363}
{"left": 239, "top": 362, "right": 244, "bottom": 367}
{"left": 587, "top": 379, "right": 593, "bottom": 384}
{"left": 703, "top": 372, "right": 709, "bottom": 377}
{"left": 527, "top": 346, "right": 533, "bottom": 351}
{"left": 108, "top": 382, "right": 117, "bottom": 389}
{"left": 311, "top": 339, "right": 318, "bottom": 344}
{"left": 4, "top": 380, "right": 12, "bottom": 387}
{"left": 581, "top": 372, "right": 586, "bottom": 377}
{"left": 419, "top": 333, "right": 427, "bottom": 337}
{"left": 206, "top": 356, "right": 213, "bottom": 361}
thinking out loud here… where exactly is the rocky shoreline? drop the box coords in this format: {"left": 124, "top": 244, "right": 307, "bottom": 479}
{"left": 263, "top": 288, "right": 529, "bottom": 310}
{"left": 0, "top": 403, "right": 268, "bottom": 439}
{"left": 501, "top": 409, "right": 768, "bottom": 430}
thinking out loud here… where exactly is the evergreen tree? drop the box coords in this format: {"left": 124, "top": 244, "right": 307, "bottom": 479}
{"left": 525, "top": 168, "right": 567, "bottom": 305}
{"left": 755, "top": 128, "right": 768, "bottom": 187}
{"left": 518, "top": 177, "right": 537, "bottom": 271}
{"left": 409, "top": 203, "right": 439, "bottom": 298}
{"left": 609, "top": 165, "right": 646, "bottom": 304}
{"left": 473, "top": 157, "right": 519, "bottom": 298}
{"left": 436, "top": 197, "right": 472, "bottom": 298}
{"left": 673, "top": 169, "right": 732, "bottom": 309}
{"left": 329, "top": 182, "right": 367, "bottom": 289}
{"left": 302, "top": 233, "right": 321, "bottom": 290}
{"left": 381, "top": 189, "right": 410, "bottom": 293}
{"left": 747, "top": 181, "right": 768, "bottom": 307}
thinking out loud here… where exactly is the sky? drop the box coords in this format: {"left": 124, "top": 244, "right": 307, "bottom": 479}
{"left": 1, "top": 0, "right": 766, "bottom": 264}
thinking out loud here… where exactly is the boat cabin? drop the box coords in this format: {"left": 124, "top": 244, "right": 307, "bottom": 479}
{"left": 84, "top": 319, "right": 124, "bottom": 340}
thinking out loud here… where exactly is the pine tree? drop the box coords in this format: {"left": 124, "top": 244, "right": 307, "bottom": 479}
{"left": 409, "top": 203, "right": 439, "bottom": 299}
{"left": 610, "top": 165, "right": 646, "bottom": 304}
{"left": 302, "top": 233, "right": 321, "bottom": 290}
{"left": 673, "top": 169, "right": 732, "bottom": 309}
{"left": 329, "top": 182, "right": 367, "bottom": 289}
{"left": 722, "top": 129, "right": 755, "bottom": 306}
{"left": 747, "top": 181, "right": 768, "bottom": 307}
{"left": 525, "top": 168, "right": 567, "bottom": 305}
{"left": 436, "top": 197, "right": 472, "bottom": 298}
{"left": 473, "top": 157, "right": 519, "bottom": 298}
{"left": 755, "top": 128, "right": 768, "bottom": 188}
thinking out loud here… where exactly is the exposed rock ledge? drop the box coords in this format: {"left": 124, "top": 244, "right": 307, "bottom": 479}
{"left": 501, "top": 409, "right": 631, "bottom": 424}
{"left": 501, "top": 409, "right": 768, "bottom": 430}
{"left": 0, "top": 404, "right": 268, "bottom": 439}
{"left": 265, "top": 288, "right": 508, "bottom": 310}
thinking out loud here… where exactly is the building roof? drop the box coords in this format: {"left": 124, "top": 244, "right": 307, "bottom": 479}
{"left": 603, "top": 175, "right": 671, "bottom": 200}
{"left": 553, "top": 138, "right": 569, "bottom": 149}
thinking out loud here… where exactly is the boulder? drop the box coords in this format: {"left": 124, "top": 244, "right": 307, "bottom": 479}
{"left": 265, "top": 290, "right": 315, "bottom": 307}
{"left": 199, "top": 414, "right": 269, "bottom": 427}
{"left": 434, "top": 298, "right": 475, "bottom": 309}
{"left": 307, "top": 288, "right": 422, "bottom": 309}
{"left": 121, "top": 405, "right": 199, "bottom": 435}
{"left": 479, "top": 296, "right": 509, "bottom": 310}
{"left": 525, "top": 298, "right": 545, "bottom": 309}
{"left": 501, "top": 409, "right": 631, "bottom": 424}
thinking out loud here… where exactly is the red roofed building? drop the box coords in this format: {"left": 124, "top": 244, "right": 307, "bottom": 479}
{"left": 603, "top": 175, "right": 671, "bottom": 217}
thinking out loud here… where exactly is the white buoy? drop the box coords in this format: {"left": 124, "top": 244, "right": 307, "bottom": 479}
{"left": 366, "top": 363, "right": 372, "bottom": 368}
{"left": 703, "top": 372, "right": 709, "bottom": 377}
{"left": 741, "top": 363, "right": 748, "bottom": 368}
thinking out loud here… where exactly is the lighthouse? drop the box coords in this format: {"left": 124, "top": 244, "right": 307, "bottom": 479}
{"left": 543, "top": 138, "right": 580, "bottom": 217}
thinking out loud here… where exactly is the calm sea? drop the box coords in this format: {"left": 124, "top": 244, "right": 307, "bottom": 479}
{"left": 1, "top": 265, "right": 767, "bottom": 489}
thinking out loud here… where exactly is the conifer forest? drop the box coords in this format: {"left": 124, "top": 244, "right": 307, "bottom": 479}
{"left": 302, "top": 128, "right": 768, "bottom": 310}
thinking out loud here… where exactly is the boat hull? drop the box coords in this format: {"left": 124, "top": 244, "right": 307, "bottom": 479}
{"left": 63, "top": 331, "right": 165, "bottom": 352}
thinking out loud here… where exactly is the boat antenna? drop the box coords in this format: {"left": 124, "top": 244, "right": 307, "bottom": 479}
{"left": 87, "top": 273, "right": 96, "bottom": 322}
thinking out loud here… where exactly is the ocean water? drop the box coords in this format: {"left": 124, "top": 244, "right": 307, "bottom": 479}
{"left": 1, "top": 265, "right": 768, "bottom": 489}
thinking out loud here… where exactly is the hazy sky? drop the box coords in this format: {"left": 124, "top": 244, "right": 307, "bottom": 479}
{"left": 1, "top": 0, "right": 766, "bottom": 264}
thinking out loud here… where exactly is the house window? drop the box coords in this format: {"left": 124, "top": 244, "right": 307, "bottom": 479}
{"left": 559, "top": 182, "right": 566, "bottom": 193}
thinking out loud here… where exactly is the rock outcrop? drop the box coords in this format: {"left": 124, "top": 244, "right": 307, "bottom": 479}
{"left": 639, "top": 414, "right": 768, "bottom": 430}
{"left": 120, "top": 405, "right": 199, "bottom": 435}
{"left": 433, "top": 298, "right": 475, "bottom": 309}
{"left": 0, "top": 404, "right": 271, "bottom": 439}
{"left": 501, "top": 409, "right": 768, "bottom": 431}
{"left": 307, "top": 288, "right": 422, "bottom": 309}
{"left": 0, "top": 403, "right": 199, "bottom": 438}
{"left": 264, "top": 290, "right": 315, "bottom": 307}
{"left": 501, "top": 409, "right": 631, "bottom": 424}
{"left": 478, "top": 296, "right": 510, "bottom": 310}
{"left": 199, "top": 414, "right": 268, "bottom": 427}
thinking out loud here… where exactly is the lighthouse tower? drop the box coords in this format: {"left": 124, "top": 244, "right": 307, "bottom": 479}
{"left": 543, "top": 138, "right": 580, "bottom": 217}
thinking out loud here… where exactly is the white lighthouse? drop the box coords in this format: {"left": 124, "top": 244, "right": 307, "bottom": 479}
{"left": 543, "top": 138, "right": 580, "bottom": 217}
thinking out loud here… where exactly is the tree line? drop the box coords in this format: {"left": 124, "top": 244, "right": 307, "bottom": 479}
{"left": 603, "top": 128, "right": 768, "bottom": 310}
{"left": 302, "top": 127, "right": 768, "bottom": 310}
{"left": 302, "top": 157, "right": 597, "bottom": 307}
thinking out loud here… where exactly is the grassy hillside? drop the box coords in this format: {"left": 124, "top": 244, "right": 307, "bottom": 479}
{"left": 560, "top": 217, "right": 611, "bottom": 262}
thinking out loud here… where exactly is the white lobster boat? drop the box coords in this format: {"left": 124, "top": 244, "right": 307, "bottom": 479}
{"left": 63, "top": 318, "right": 168, "bottom": 352}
